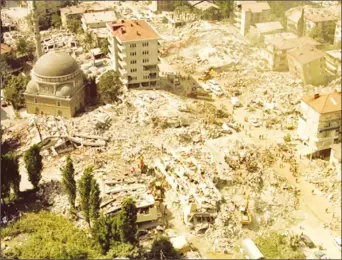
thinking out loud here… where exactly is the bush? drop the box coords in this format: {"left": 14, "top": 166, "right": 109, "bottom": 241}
{"left": 97, "top": 70, "right": 123, "bottom": 104}
{"left": 1, "top": 211, "right": 100, "bottom": 259}
{"left": 149, "top": 236, "right": 181, "bottom": 260}
{"left": 284, "top": 133, "right": 291, "bottom": 143}
{"left": 3, "top": 74, "right": 30, "bottom": 109}
{"left": 255, "top": 232, "right": 305, "bottom": 259}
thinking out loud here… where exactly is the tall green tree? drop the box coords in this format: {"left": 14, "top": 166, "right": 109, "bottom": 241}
{"left": 78, "top": 166, "right": 93, "bottom": 225}
{"left": 149, "top": 237, "right": 180, "bottom": 260}
{"left": 214, "top": 0, "right": 234, "bottom": 19}
{"left": 61, "top": 155, "right": 77, "bottom": 210}
{"left": 89, "top": 177, "right": 101, "bottom": 220}
{"left": 67, "top": 16, "right": 82, "bottom": 33}
{"left": 1, "top": 152, "right": 21, "bottom": 200}
{"left": 51, "top": 13, "right": 62, "bottom": 28}
{"left": 24, "top": 144, "right": 43, "bottom": 190}
{"left": 117, "top": 197, "right": 138, "bottom": 244}
{"left": 16, "top": 37, "right": 35, "bottom": 58}
{"left": 297, "top": 9, "right": 304, "bottom": 36}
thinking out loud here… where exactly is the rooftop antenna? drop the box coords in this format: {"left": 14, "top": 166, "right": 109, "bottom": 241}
{"left": 32, "top": 0, "right": 42, "bottom": 58}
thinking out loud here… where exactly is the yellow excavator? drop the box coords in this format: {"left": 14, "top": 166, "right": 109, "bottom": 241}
{"left": 198, "top": 68, "right": 216, "bottom": 81}
{"left": 150, "top": 176, "right": 167, "bottom": 204}
{"left": 239, "top": 189, "right": 252, "bottom": 225}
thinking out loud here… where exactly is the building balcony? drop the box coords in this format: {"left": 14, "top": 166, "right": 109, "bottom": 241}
{"left": 118, "top": 51, "right": 127, "bottom": 60}
{"left": 118, "top": 59, "right": 127, "bottom": 68}
{"left": 119, "top": 68, "right": 128, "bottom": 76}
{"left": 117, "top": 43, "right": 126, "bottom": 52}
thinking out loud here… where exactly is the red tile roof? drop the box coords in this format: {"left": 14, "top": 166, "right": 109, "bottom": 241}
{"left": 302, "top": 90, "right": 341, "bottom": 114}
{"left": 107, "top": 20, "right": 161, "bottom": 42}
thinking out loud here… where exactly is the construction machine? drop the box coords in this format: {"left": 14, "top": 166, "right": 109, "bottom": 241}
{"left": 239, "top": 190, "right": 252, "bottom": 225}
{"left": 187, "top": 85, "right": 211, "bottom": 99}
{"left": 198, "top": 68, "right": 216, "bottom": 82}
{"left": 150, "top": 176, "right": 167, "bottom": 204}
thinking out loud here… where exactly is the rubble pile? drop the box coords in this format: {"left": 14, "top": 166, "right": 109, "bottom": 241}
{"left": 40, "top": 30, "right": 78, "bottom": 54}
{"left": 303, "top": 160, "right": 341, "bottom": 209}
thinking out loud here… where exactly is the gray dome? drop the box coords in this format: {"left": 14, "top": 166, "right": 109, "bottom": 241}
{"left": 56, "top": 85, "right": 72, "bottom": 97}
{"left": 26, "top": 80, "right": 38, "bottom": 94}
{"left": 33, "top": 52, "right": 79, "bottom": 77}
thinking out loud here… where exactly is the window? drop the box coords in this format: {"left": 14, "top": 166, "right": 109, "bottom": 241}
{"left": 130, "top": 52, "right": 136, "bottom": 56}
{"left": 34, "top": 98, "right": 38, "bottom": 103}
{"left": 142, "top": 42, "right": 149, "bottom": 47}
{"left": 130, "top": 68, "right": 137, "bottom": 72}
{"left": 131, "top": 76, "right": 137, "bottom": 80}
{"left": 143, "top": 58, "right": 149, "bottom": 63}
{"left": 142, "top": 50, "right": 149, "bottom": 55}
{"left": 130, "top": 60, "right": 137, "bottom": 64}
{"left": 130, "top": 43, "right": 136, "bottom": 48}
{"left": 57, "top": 101, "right": 61, "bottom": 107}
{"left": 143, "top": 75, "right": 149, "bottom": 79}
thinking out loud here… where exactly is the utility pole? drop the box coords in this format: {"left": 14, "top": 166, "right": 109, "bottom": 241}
{"left": 32, "top": 0, "right": 42, "bottom": 58}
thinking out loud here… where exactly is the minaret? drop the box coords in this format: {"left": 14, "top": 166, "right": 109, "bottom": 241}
{"left": 32, "top": 0, "right": 42, "bottom": 58}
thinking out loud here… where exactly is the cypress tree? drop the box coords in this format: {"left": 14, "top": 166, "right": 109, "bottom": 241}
{"left": 1, "top": 152, "right": 21, "bottom": 199}
{"left": 118, "top": 197, "right": 138, "bottom": 244}
{"left": 89, "top": 177, "right": 101, "bottom": 220}
{"left": 61, "top": 155, "right": 77, "bottom": 210}
{"left": 24, "top": 144, "right": 43, "bottom": 190}
{"left": 78, "top": 166, "right": 93, "bottom": 225}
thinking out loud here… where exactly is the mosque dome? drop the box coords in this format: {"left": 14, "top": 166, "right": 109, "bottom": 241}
{"left": 26, "top": 80, "right": 38, "bottom": 94}
{"left": 33, "top": 52, "right": 79, "bottom": 77}
{"left": 56, "top": 85, "right": 72, "bottom": 97}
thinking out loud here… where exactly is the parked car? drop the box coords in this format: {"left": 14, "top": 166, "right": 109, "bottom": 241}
{"left": 333, "top": 237, "right": 341, "bottom": 251}
{"left": 232, "top": 96, "right": 242, "bottom": 107}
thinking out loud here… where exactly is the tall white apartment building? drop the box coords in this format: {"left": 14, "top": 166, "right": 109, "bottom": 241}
{"left": 297, "top": 90, "right": 341, "bottom": 157}
{"left": 107, "top": 20, "right": 161, "bottom": 88}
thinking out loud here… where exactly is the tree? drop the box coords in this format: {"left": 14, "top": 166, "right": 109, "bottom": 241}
{"left": 78, "top": 166, "right": 93, "bottom": 225}
{"left": 67, "top": 16, "right": 82, "bottom": 34}
{"left": 16, "top": 37, "right": 35, "bottom": 58}
{"left": 61, "top": 155, "right": 77, "bottom": 210}
{"left": 106, "top": 242, "right": 140, "bottom": 259}
{"left": 99, "top": 38, "right": 109, "bottom": 55}
{"left": 1, "top": 152, "right": 21, "bottom": 200}
{"left": 3, "top": 73, "right": 30, "bottom": 109}
{"left": 117, "top": 197, "right": 138, "bottom": 244}
{"left": 51, "top": 13, "right": 61, "bottom": 28}
{"left": 89, "top": 177, "right": 101, "bottom": 220}
{"left": 214, "top": 1, "right": 234, "bottom": 19}
{"left": 24, "top": 144, "right": 43, "bottom": 190}
{"left": 297, "top": 9, "right": 304, "bottom": 36}
{"left": 97, "top": 70, "right": 122, "bottom": 104}
{"left": 309, "top": 25, "right": 325, "bottom": 43}
{"left": 149, "top": 237, "right": 180, "bottom": 260}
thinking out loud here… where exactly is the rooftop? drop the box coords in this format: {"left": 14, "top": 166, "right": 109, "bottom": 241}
{"left": 60, "top": 5, "right": 85, "bottom": 15}
{"left": 264, "top": 32, "right": 298, "bottom": 44}
{"left": 82, "top": 11, "right": 117, "bottom": 24}
{"left": 287, "top": 10, "right": 303, "bottom": 23}
{"left": 254, "top": 21, "right": 284, "bottom": 34}
{"left": 306, "top": 13, "right": 338, "bottom": 23}
{"left": 330, "top": 143, "right": 341, "bottom": 162}
{"left": 287, "top": 44, "right": 325, "bottom": 64}
{"left": 326, "top": 49, "right": 342, "bottom": 60}
{"left": 240, "top": 2, "right": 270, "bottom": 13}
{"left": 107, "top": 20, "right": 161, "bottom": 43}
{"left": 269, "top": 36, "right": 320, "bottom": 50}
{"left": 301, "top": 90, "right": 341, "bottom": 115}
{"left": 191, "top": 1, "right": 219, "bottom": 11}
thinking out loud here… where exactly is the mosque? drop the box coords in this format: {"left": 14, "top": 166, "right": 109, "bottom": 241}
{"left": 24, "top": 51, "right": 85, "bottom": 118}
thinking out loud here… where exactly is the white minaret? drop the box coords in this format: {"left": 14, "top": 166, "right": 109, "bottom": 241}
{"left": 31, "top": 0, "right": 42, "bottom": 58}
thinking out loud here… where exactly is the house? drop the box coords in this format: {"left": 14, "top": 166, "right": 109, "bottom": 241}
{"left": 264, "top": 32, "right": 298, "bottom": 45}
{"left": 329, "top": 144, "right": 341, "bottom": 180}
{"left": 233, "top": 1, "right": 271, "bottom": 36}
{"left": 325, "top": 49, "right": 341, "bottom": 78}
{"left": 297, "top": 89, "right": 341, "bottom": 157}
{"left": 334, "top": 19, "right": 341, "bottom": 45}
{"left": 107, "top": 20, "right": 161, "bottom": 89}
{"left": 60, "top": 5, "right": 85, "bottom": 28}
{"left": 249, "top": 21, "right": 284, "bottom": 42}
{"left": 286, "top": 10, "right": 304, "bottom": 36}
{"left": 305, "top": 13, "right": 338, "bottom": 39}
{"left": 287, "top": 44, "right": 326, "bottom": 86}
{"left": 81, "top": 11, "right": 117, "bottom": 32}
{"left": 264, "top": 36, "right": 320, "bottom": 71}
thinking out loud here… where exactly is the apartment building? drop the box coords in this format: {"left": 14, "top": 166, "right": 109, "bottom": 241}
{"left": 334, "top": 19, "right": 341, "bottom": 45}
{"left": 250, "top": 21, "right": 284, "bottom": 43}
{"left": 297, "top": 90, "right": 341, "bottom": 156}
{"left": 325, "top": 49, "right": 341, "bottom": 78}
{"left": 107, "top": 20, "right": 161, "bottom": 89}
{"left": 265, "top": 36, "right": 320, "bottom": 71}
{"left": 305, "top": 14, "right": 338, "bottom": 38}
{"left": 287, "top": 44, "right": 326, "bottom": 86}
{"left": 233, "top": 1, "right": 271, "bottom": 36}
{"left": 27, "top": 1, "right": 64, "bottom": 16}
{"left": 81, "top": 11, "right": 117, "bottom": 31}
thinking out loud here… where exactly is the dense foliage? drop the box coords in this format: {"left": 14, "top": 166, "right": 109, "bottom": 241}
{"left": 118, "top": 197, "right": 138, "bottom": 244}
{"left": 67, "top": 16, "right": 82, "bottom": 34}
{"left": 24, "top": 144, "right": 43, "bottom": 190}
{"left": 1, "top": 211, "right": 100, "bottom": 259}
{"left": 3, "top": 73, "right": 30, "bottom": 109}
{"left": 1, "top": 152, "right": 21, "bottom": 200}
{"left": 149, "top": 236, "right": 181, "bottom": 260}
{"left": 97, "top": 70, "right": 123, "bottom": 104}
